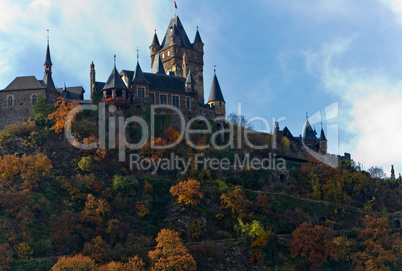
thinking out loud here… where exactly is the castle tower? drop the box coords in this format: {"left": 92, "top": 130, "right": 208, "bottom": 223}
{"left": 318, "top": 126, "right": 327, "bottom": 154}
{"left": 303, "top": 117, "right": 317, "bottom": 150}
{"left": 391, "top": 165, "right": 396, "bottom": 180}
{"left": 90, "top": 61, "right": 96, "bottom": 103}
{"left": 150, "top": 15, "right": 204, "bottom": 104}
{"left": 207, "top": 72, "right": 225, "bottom": 116}
{"left": 43, "top": 38, "right": 57, "bottom": 93}
{"left": 131, "top": 61, "right": 150, "bottom": 103}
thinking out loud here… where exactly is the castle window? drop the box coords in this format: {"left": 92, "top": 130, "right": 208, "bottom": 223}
{"left": 32, "top": 95, "right": 37, "bottom": 105}
{"left": 162, "top": 53, "right": 165, "bottom": 59}
{"left": 219, "top": 101, "right": 222, "bottom": 107}
{"left": 149, "top": 93, "right": 155, "bottom": 104}
{"left": 172, "top": 95, "right": 179, "bottom": 106}
{"left": 49, "top": 98, "right": 54, "bottom": 104}
{"left": 138, "top": 87, "right": 145, "bottom": 98}
{"left": 174, "top": 48, "right": 177, "bottom": 53}
{"left": 160, "top": 94, "right": 167, "bottom": 104}
{"left": 8, "top": 96, "right": 13, "bottom": 107}
{"left": 186, "top": 97, "right": 191, "bottom": 108}
{"left": 168, "top": 51, "right": 170, "bottom": 57}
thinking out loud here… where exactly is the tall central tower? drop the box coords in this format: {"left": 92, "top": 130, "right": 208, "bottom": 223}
{"left": 150, "top": 15, "right": 205, "bottom": 104}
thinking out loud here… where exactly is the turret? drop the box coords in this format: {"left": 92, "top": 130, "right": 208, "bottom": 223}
{"left": 42, "top": 35, "right": 57, "bottom": 94}
{"left": 207, "top": 72, "right": 225, "bottom": 116}
{"left": 151, "top": 54, "right": 166, "bottom": 75}
{"left": 101, "top": 56, "right": 130, "bottom": 111}
{"left": 193, "top": 28, "right": 204, "bottom": 52}
{"left": 182, "top": 52, "right": 188, "bottom": 78}
{"left": 90, "top": 61, "right": 96, "bottom": 103}
{"left": 185, "top": 70, "right": 196, "bottom": 93}
{"left": 318, "top": 126, "right": 327, "bottom": 154}
{"left": 150, "top": 31, "right": 160, "bottom": 65}
{"left": 132, "top": 61, "right": 150, "bottom": 102}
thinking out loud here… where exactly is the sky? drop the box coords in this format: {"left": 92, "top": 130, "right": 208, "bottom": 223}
{"left": 1, "top": 0, "right": 402, "bottom": 176}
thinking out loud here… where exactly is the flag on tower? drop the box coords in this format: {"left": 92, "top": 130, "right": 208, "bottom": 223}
{"left": 174, "top": 1, "right": 177, "bottom": 9}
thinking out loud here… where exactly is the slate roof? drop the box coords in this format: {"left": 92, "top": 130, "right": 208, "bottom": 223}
{"left": 45, "top": 44, "right": 52, "bottom": 65}
{"left": 159, "top": 15, "right": 193, "bottom": 51}
{"left": 318, "top": 128, "right": 327, "bottom": 141}
{"left": 185, "top": 70, "right": 196, "bottom": 84}
{"left": 303, "top": 120, "right": 317, "bottom": 141}
{"left": 151, "top": 32, "right": 160, "bottom": 47}
{"left": 194, "top": 29, "right": 203, "bottom": 44}
{"left": 143, "top": 73, "right": 186, "bottom": 93}
{"left": 43, "top": 73, "right": 58, "bottom": 92}
{"left": 132, "top": 62, "right": 150, "bottom": 84}
{"left": 2, "top": 76, "right": 45, "bottom": 91}
{"left": 56, "top": 86, "right": 85, "bottom": 100}
{"left": 208, "top": 74, "right": 225, "bottom": 102}
{"left": 102, "top": 66, "right": 127, "bottom": 91}
{"left": 94, "top": 82, "right": 105, "bottom": 93}
{"left": 151, "top": 54, "right": 166, "bottom": 75}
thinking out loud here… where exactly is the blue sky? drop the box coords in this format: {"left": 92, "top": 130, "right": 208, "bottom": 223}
{"left": 1, "top": 0, "right": 402, "bottom": 176}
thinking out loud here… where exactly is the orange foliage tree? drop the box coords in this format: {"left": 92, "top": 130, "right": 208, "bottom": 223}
{"left": 351, "top": 215, "right": 399, "bottom": 270}
{"left": 289, "top": 223, "right": 339, "bottom": 267}
{"left": 51, "top": 254, "right": 96, "bottom": 271}
{"left": 169, "top": 179, "right": 203, "bottom": 206}
{"left": 48, "top": 98, "right": 80, "bottom": 134}
{"left": 219, "top": 185, "right": 252, "bottom": 219}
{"left": 148, "top": 229, "right": 196, "bottom": 271}
{"left": 97, "top": 256, "right": 145, "bottom": 271}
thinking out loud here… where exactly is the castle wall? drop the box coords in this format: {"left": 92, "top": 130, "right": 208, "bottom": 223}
{"left": 0, "top": 89, "right": 46, "bottom": 130}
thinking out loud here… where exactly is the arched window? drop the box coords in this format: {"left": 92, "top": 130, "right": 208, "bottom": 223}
{"left": 49, "top": 98, "right": 54, "bottom": 104}
{"left": 8, "top": 96, "right": 13, "bottom": 107}
{"left": 32, "top": 95, "right": 37, "bottom": 105}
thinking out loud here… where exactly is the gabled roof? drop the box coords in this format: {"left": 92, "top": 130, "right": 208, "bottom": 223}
{"left": 45, "top": 44, "right": 52, "bottom": 65}
{"left": 151, "top": 32, "right": 160, "bottom": 47}
{"left": 318, "top": 128, "right": 327, "bottom": 141}
{"left": 185, "top": 70, "right": 196, "bottom": 84}
{"left": 159, "top": 15, "right": 193, "bottom": 51}
{"left": 194, "top": 29, "right": 203, "bottom": 44}
{"left": 2, "top": 76, "right": 45, "bottom": 91}
{"left": 151, "top": 54, "right": 166, "bottom": 75}
{"left": 208, "top": 74, "right": 225, "bottom": 102}
{"left": 94, "top": 82, "right": 105, "bottom": 93}
{"left": 281, "top": 126, "right": 293, "bottom": 139}
{"left": 56, "top": 86, "right": 85, "bottom": 100}
{"left": 132, "top": 62, "right": 150, "bottom": 84}
{"left": 102, "top": 66, "right": 127, "bottom": 91}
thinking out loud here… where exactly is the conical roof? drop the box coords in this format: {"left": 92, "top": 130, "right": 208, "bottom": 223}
{"left": 45, "top": 44, "right": 52, "bottom": 65}
{"left": 132, "top": 62, "right": 150, "bottom": 84}
{"left": 303, "top": 120, "right": 317, "bottom": 141}
{"left": 319, "top": 127, "right": 327, "bottom": 141}
{"left": 194, "top": 29, "right": 203, "bottom": 44}
{"left": 185, "top": 70, "right": 196, "bottom": 84}
{"left": 160, "top": 15, "right": 192, "bottom": 50}
{"left": 151, "top": 54, "right": 166, "bottom": 75}
{"left": 208, "top": 74, "right": 225, "bottom": 102}
{"left": 151, "top": 32, "right": 160, "bottom": 47}
{"left": 102, "top": 65, "right": 127, "bottom": 91}
{"left": 43, "top": 72, "right": 57, "bottom": 92}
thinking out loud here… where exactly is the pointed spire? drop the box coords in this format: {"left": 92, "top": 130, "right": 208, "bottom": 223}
{"left": 208, "top": 73, "right": 225, "bottom": 102}
{"left": 160, "top": 15, "right": 192, "bottom": 50}
{"left": 319, "top": 127, "right": 327, "bottom": 141}
{"left": 44, "top": 31, "right": 52, "bottom": 66}
{"left": 132, "top": 61, "right": 150, "bottom": 84}
{"left": 151, "top": 54, "right": 166, "bottom": 75}
{"left": 194, "top": 27, "right": 203, "bottom": 44}
{"left": 63, "top": 82, "right": 67, "bottom": 92}
{"left": 102, "top": 57, "right": 127, "bottom": 91}
{"left": 151, "top": 30, "right": 160, "bottom": 47}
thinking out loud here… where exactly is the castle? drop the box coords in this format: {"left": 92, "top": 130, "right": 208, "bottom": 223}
{"left": 0, "top": 15, "right": 226, "bottom": 131}
{"left": 0, "top": 14, "right": 328, "bottom": 156}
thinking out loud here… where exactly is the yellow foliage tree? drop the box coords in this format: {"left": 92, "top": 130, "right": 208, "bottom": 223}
{"left": 148, "top": 229, "right": 196, "bottom": 271}
{"left": 169, "top": 179, "right": 203, "bottom": 206}
{"left": 51, "top": 254, "right": 96, "bottom": 271}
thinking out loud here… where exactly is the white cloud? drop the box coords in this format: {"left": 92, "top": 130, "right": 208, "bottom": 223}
{"left": 304, "top": 37, "right": 402, "bottom": 174}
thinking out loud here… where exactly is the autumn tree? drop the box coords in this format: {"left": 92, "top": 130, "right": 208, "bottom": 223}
{"left": 98, "top": 256, "right": 145, "bottom": 271}
{"left": 254, "top": 193, "right": 272, "bottom": 216}
{"left": 148, "top": 229, "right": 196, "bottom": 271}
{"left": 48, "top": 97, "right": 80, "bottom": 134}
{"left": 82, "top": 236, "right": 108, "bottom": 263}
{"left": 219, "top": 185, "right": 252, "bottom": 219}
{"left": 351, "top": 215, "right": 399, "bottom": 270}
{"left": 51, "top": 254, "right": 96, "bottom": 271}
{"left": 169, "top": 179, "right": 203, "bottom": 206}
{"left": 289, "top": 223, "right": 339, "bottom": 267}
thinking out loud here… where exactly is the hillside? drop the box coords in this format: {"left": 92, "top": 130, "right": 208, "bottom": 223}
{"left": 0, "top": 100, "right": 400, "bottom": 270}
